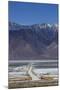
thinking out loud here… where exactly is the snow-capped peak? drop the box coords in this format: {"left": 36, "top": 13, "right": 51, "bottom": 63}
{"left": 47, "top": 24, "right": 52, "bottom": 28}
{"left": 51, "top": 24, "right": 58, "bottom": 30}
{"left": 9, "top": 22, "right": 58, "bottom": 31}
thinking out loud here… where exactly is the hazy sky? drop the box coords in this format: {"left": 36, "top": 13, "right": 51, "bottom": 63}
{"left": 9, "top": 1, "right": 58, "bottom": 25}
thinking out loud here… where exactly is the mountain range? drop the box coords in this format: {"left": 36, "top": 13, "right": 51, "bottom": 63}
{"left": 9, "top": 22, "right": 58, "bottom": 60}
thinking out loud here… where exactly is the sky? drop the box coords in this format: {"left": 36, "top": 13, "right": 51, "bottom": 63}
{"left": 9, "top": 1, "right": 58, "bottom": 25}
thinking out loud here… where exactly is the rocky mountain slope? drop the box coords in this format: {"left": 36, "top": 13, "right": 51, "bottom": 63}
{"left": 9, "top": 22, "right": 58, "bottom": 60}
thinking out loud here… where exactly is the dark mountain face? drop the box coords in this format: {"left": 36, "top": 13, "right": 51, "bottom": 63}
{"left": 9, "top": 22, "right": 58, "bottom": 60}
